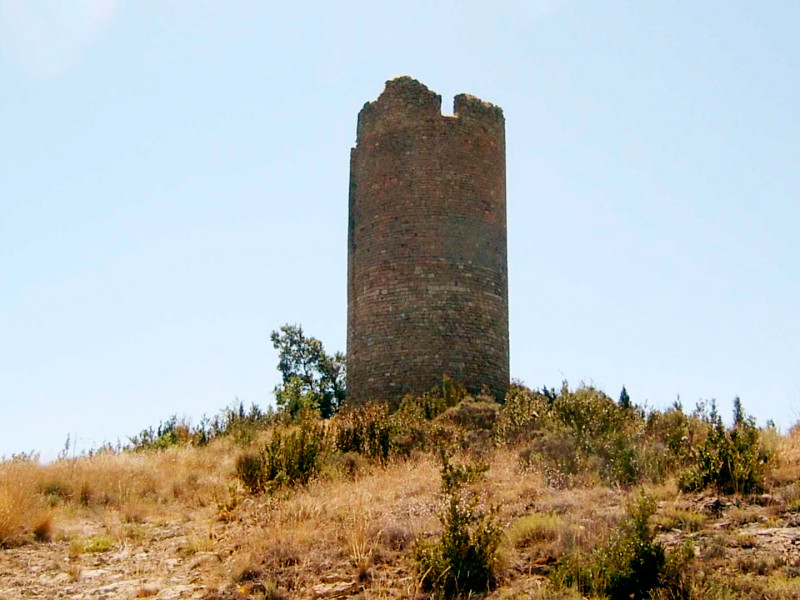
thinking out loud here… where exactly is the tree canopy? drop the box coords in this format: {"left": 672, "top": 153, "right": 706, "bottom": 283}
{"left": 270, "top": 324, "right": 345, "bottom": 419}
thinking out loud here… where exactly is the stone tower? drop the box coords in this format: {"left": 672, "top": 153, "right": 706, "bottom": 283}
{"left": 347, "top": 77, "right": 509, "bottom": 402}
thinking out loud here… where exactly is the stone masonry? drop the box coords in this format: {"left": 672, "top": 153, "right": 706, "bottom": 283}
{"left": 347, "top": 77, "right": 509, "bottom": 402}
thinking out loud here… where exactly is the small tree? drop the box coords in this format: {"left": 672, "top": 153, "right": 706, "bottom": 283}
{"left": 619, "top": 386, "right": 631, "bottom": 410}
{"left": 270, "top": 324, "right": 346, "bottom": 418}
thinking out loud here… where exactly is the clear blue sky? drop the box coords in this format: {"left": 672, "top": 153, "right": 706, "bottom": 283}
{"left": 2, "top": 1, "right": 798, "bottom": 459}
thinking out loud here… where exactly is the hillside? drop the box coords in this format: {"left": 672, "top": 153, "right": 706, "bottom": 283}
{"left": 2, "top": 384, "right": 800, "bottom": 599}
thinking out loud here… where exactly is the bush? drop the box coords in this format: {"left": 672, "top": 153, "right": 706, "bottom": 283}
{"left": 390, "top": 396, "right": 457, "bottom": 456}
{"left": 442, "top": 375, "right": 468, "bottom": 407}
{"left": 128, "top": 415, "right": 193, "bottom": 451}
{"left": 328, "top": 381, "right": 473, "bottom": 463}
{"left": 236, "top": 423, "right": 327, "bottom": 494}
{"left": 205, "top": 401, "right": 276, "bottom": 445}
{"left": 127, "top": 402, "right": 275, "bottom": 450}
{"left": 414, "top": 452, "right": 502, "bottom": 598}
{"left": 553, "top": 494, "right": 692, "bottom": 600}
{"left": 679, "top": 400, "right": 773, "bottom": 495}
{"left": 330, "top": 405, "right": 395, "bottom": 462}
{"left": 414, "top": 493, "right": 503, "bottom": 598}
{"left": 646, "top": 404, "right": 705, "bottom": 466}
{"left": 399, "top": 376, "right": 464, "bottom": 422}
{"left": 494, "top": 385, "right": 548, "bottom": 444}
{"left": 236, "top": 453, "right": 266, "bottom": 495}
{"left": 506, "top": 383, "right": 658, "bottom": 487}
{"left": 518, "top": 429, "right": 581, "bottom": 479}
{"left": 439, "top": 450, "right": 489, "bottom": 494}
{"left": 441, "top": 398, "right": 499, "bottom": 432}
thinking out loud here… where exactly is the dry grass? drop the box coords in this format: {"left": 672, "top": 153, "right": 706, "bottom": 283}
{"left": 506, "top": 513, "right": 571, "bottom": 554}
{"left": 769, "top": 424, "right": 800, "bottom": 486}
{"left": 3, "top": 411, "right": 800, "bottom": 598}
{"left": 656, "top": 507, "right": 707, "bottom": 532}
{"left": 694, "top": 572, "right": 800, "bottom": 600}
{"left": 0, "top": 437, "right": 239, "bottom": 548}
{"left": 0, "top": 461, "right": 53, "bottom": 547}
{"left": 179, "top": 533, "right": 215, "bottom": 556}
{"left": 134, "top": 585, "right": 159, "bottom": 597}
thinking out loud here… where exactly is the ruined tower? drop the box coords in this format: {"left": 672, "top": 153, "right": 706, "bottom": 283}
{"left": 347, "top": 77, "right": 509, "bottom": 402}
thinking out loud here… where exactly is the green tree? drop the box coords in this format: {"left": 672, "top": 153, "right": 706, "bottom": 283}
{"left": 732, "top": 396, "right": 744, "bottom": 426}
{"left": 619, "top": 386, "right": 631, "bottom": 410}
{"left": 270, "top": 324, "right": 346, "bottom": 418}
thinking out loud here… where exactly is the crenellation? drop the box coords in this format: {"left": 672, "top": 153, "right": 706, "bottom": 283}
{"left": 453, "top": 93, "right": 504, "bottom": 125}
{"left": 357, "top": 77, "right": 442, "bottom": 140}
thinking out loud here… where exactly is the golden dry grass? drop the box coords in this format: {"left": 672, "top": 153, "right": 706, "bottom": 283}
{"left": 0, "top": 436, "right": 240, "bottom": 549}
{"left": 3, "top": 414, "right": 800, "bottom": 599}
{"left": 0, "top": 460, "right": 53, "bottom": 547}
{"left": 770, "top": 423, "right": 800, "bottom": 486}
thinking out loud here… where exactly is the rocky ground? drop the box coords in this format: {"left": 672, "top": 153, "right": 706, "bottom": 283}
{"left": 3, "top": 485, "right": 800, "bottom": 599}
{"left": 0, "top": 517, "right": 214, "bottom": 599}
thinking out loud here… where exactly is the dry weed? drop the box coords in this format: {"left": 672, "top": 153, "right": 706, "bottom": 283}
{"left": 0, "top": 461, "right": 51, "bottom": 546}
{"left": 135, "top": 585, "right": 159, "bottom": 597}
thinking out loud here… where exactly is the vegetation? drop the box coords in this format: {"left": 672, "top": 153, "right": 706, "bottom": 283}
{"left": 414, "top": 452, "right": 502, "bottom": 598}
{"left": 553, "top": 494, "right": 692, "bottom": 599}
{"left": 270, "top": 324, "right": 345, "bottom": 419}
{"left": 2, "top": 326, "right": 798, "bottom": 598}
{"left": 678, "top": 399, "right": 773, "bottom": 495}
{"left": 235, "top": 422, "right": 326, "bottom": 493}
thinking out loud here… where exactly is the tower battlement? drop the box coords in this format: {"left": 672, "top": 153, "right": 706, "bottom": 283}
{"left": 357, "top": 77, "right": 504, "bottom": 141}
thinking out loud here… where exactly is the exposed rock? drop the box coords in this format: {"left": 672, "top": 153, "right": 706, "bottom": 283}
{"left": 312, "top": 581, "right": 357, "bottom": 598}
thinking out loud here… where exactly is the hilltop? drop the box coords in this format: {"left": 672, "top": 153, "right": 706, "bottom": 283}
{"left": 2, "top": 383, "right": 800, "bottom": 599}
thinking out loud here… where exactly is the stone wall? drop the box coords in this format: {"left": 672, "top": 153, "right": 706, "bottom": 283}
{"left": 347, "top": 77, "right": 509, "bottom": 402}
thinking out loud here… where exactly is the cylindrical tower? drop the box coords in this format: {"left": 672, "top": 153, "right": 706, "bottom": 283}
{"left": 347, "top": 77, "right": 508, "bottom": 402}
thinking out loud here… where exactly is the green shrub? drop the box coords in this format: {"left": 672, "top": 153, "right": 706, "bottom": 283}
{"left": 518, "top": 429, "right": 581, "bottom": 478}
{"left": 390, "top": 395, "right": 456, "bottom": 455}
{"left": 657, "top": 509, "right": 707, "bottom": 533}
{"left": 399, "top": 376, "right": 464, "bottom": 422}
{"left": 327, "top": 451, "right": 366, "bottom": 479}
{"left": 494, "top": 385, "right": 548, "bottom": 444}
{"left": 548, "top": 385, "right": 636, "bottom": 446}
{"left": 71, "top": 534, "right": 115, "bottom": 554}
{"left": 329, "top": 391, "right": 463, "bottom": 461}
{"left": 553, "top": 494, "right": 692, "bottom": 600}
{"left": 646, "top": 403, "right": 710, "bottom": 466}
{"left": 597, "top": 495, "right": 666, "bottom": 599}
{"left": 128, "top": 415, "right": 193, "bottom": 451}
{"left": 236, "top": 423, "right": 327, "bottom": 494}
{"left": 330, "top": 405, "right": 395, "bottom": 462}
{"left": 502, "top": 383, "right": 664, "bottom": 487}
{"left": 235, "top": 452, "right": 266, "bottom": 495}
{"left": 127, "top": 402, "right": 275, "bottom": 451}
{"left": 414, "top": 452, "right": 503, "bottom": 598}
{"left": 679, "top": 400, "right": 772, "bottom": 495}
{"left": 414, "top": 493, "right": 503, "bottom": 598}
{"left": 274, "top": 376, "right": 322, "bottom": 423}
{"left": 206, "top": 401, "right": 276, "bottom": 445}
{"left": 439, "top": 450, "right": 489, "bottom": 494}
{"left": 441, "top": 398, "right": 499, "bottom": 432}
{"left": 442, "top": 375, "right": 468, "bottom": 407}
{"left": 270, "top": 324, "right": 345, "bottom": 419}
